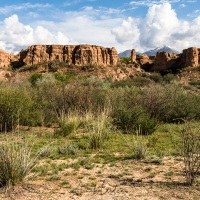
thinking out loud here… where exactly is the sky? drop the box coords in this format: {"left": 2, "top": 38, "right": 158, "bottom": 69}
{"left": 0, "top": 0, "right": 200, "bottom": 53}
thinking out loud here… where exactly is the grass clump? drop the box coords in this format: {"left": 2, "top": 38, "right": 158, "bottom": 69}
{"left": 88, "top": 113, "right": 112, "bottom": 149}
{"left": 54, "top": 114, "right": 81, "bottom": 137}
{"left": 0, "top": 142, "right": 39, "bottom": 187}
{"left": 133, "top": 136, "right": 148, "bottom": 160}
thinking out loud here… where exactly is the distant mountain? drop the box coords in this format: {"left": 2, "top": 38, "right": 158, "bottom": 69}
{"left": 144, "top": 46, "right": 179, "bottom": 56}
{"left": 118, "top": 46, "right": 178, "bottom": 57}
{"left": 118, "top": 49, "right": 132, "bottom": 57}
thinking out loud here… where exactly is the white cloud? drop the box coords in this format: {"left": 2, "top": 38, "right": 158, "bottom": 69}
{"left": 112, "top": 2, "right": 200, "bottom": 52}
{"left": 30, "top": 8, "right": 129, "bottom": 51}
{"left": 0, "top": 15, "right": 73, "bottom": 53}
{"left": 130, "top": 0, "right": 181, "bottom": 7}
{"left": 0, "top": 3, "right": 51, "bottom": 14}
{"left": 0, "top": 2, "right": 200, "bottom": 54}
{"left": 187, "top": 0, "right": 197, "bottom": 2}
{"left": 111, "top": 17, "right": 140, "bottom": 47}
{"left": 180, "top": 4, "right": 186, "bottom": 7}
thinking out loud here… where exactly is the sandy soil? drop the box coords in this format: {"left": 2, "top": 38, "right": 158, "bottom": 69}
{"left": 0, "top": 157, "right": 199, "bottom": 200}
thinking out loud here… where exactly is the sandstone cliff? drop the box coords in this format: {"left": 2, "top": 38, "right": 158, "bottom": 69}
{"left": 1, "top": 44, "right": 200, "bottom": 76}
{"left": 152, "top": 52, "right": 178, "bottom": 72}
{"left": 181, "top": 47, "right": 200, "bottom": 68}
{"left": 132, "top": 47, "right": 200, "bottom": 72}
{"left": 19, "top": 44, "right": 119, "bottom": 66}
{"left": 0, "top": 49, "right": 14, "bottom": 68}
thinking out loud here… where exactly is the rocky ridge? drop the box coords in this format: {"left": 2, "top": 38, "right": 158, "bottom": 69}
{"left": 0, "top": 45, "right": 200, "bottom": 81}
{"left": 19, "top": 44, "right": 118, "bottom": 67}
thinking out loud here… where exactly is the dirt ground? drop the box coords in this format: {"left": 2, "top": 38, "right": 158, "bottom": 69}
{"left": 0, "top": 157, "right": 199, "bottom": 200}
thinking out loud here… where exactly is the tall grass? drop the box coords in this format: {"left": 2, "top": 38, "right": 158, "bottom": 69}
{"left": 0, "top": 142, "right": 40, "bottom": 187}
{"left": 88, "top": 112, "right": 112, "bottom": 149}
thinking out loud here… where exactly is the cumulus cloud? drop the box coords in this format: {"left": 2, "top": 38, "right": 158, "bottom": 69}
{"left": 112, "top": 2, "right": 200, "bottom": 52}
{"left": 0, "top": 15, "right": 73, "bottom": 53}
{"left": 111, "top": 17, "right": 140, "bottom": 46}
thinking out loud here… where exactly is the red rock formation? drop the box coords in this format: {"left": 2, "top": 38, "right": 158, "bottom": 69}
{"left": 181, "top": 47, "right": 199, "bottom": 67}
{"left": 131, "top": 49, "right": 137, "bottom": 63}
{"left": 139, "top": 54, "right": 151, "bottom": 65}
{"left": 19, "top": 44, "right": 118, "bottom": 66}
{"left": 152, "top": 52, "right": 178, "bottom": 71}
{"left": 0, "top": 49, "right": 14, "bottom": 68}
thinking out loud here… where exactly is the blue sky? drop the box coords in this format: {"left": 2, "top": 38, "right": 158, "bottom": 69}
{"left": 0, "top": 0, "right": 199, "bottom": 53}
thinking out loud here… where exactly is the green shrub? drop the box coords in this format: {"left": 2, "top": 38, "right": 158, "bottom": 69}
{"left": 54, "top": 73, "right": 75, "bottom": 83}
{"left": 54, "top": 120, "right": 80, "bottom": 137}
{"left": 149, "top": 73, "right": 163, "bottom": 83}
{"left": 142, "top": 83, "right": 200, "bottom": 123}
{"left": 18, "top": 64, "right": 40, "bottom": 72}
{"left": 29, "top": 73, "right": 43, "bottom": 86}
{"left": 0, "top": 85, "right": 38, "bottom": 132}
{"left": 48, "top": 61, "right": 60, "bottom": 72}
{"left": 163, "top": 73, "right": 177, "bottom": 83}
{"left": 120, "top": 57, "right": 131, "bottom": 64}
{"left": 112, "top": 106, "right": 157, "bottom": 135}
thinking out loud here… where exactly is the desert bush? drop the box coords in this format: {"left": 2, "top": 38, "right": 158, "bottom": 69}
{"left": 179, "top": 123, "right": 200, "bottom": 185}
{"left": 48, "top": 60, "right": 59, "bottom": 72}
{"left": 142, "top": 83, "right": 200, "bottom": 123}
{"left": 120, "top": 57, "right": 131, "bottom": 64}
{"left": 18, "top": 64, "right": 40, "bottom": 72}
{"left": 112, "top": 106, "right": 157, "bottom": 134}
{"left": 35, "top": 76, "right": 111, "bottom": 125}
{"left": 0, "top": 142, "right": 39, "bottom": 187}
{"left": 163, "top": 73, "right": 177, "bottom": 83}
{"left": 149, "top": 73, "right": 163, "bottom": 83}
{"left": 0, "top": 84, "right": 39, "bottom": 132}
{"left": 144, "top": 155, "right": 163, "bottom": 164}
{"left": 29, "top": 73, "right": 43, "bottom": 86}
{"left": 39, "top": 146, "right": 55, "bottom": 158}
{"left": 54, "top": 119, "right": 80, "bottom": 137}
{"left": 54, "top": 72, "right": 75, "bottom": 83}
{"left": 189, "top": 80, "right": 200, "bottom": 86}
{"left": 58, "top": 144, "right": 80, "bottom": 155}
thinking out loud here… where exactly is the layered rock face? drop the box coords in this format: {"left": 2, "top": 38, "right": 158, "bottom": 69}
{"left": 130, "top": 47, "right": 200, "bottom": 72}
{"left": 19, "top": 44, "right": 118, "bottom": 66}
{"left": 0, "top": 49, "right": 14, "bottom": 68}
{"left": 181, "top": 47, "right": 200, "bottom": 67}
{"left": 152, "top": 52, "right": 178, "bottom": 71}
